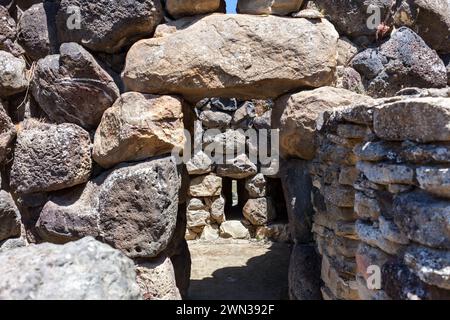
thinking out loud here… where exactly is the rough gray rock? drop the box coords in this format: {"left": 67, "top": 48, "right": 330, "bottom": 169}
{"left": 0, "top": 5, "right": 20, "bottom": 55}
{"left": 216, "top": 154, "right": 257, "bottom": 179}
{"left": 32, "top": 42, "right": 120, "bottom": 130}
{"left": 274, "top": 87, "right": 371, "bottom": 160}
{"left": 237, "top": 0, "right": 303, "bottom": 16}
{"left": 243, "top": 197, "right": 276, "bottom": 226}
{"left": 166, "top": 0, "right": 225, "bottom": 18}
{"left": 0, "top": 191, "right": 21, "bottom": 242}
{"left": 351, "top": 27, "right": 447, "bottom": 98}
{"left": 373, "top": 97, "right": 450, "bottom": 143}
{"left": 393, "top": 0, "right": 450, "bottom": 54}
{"left": 0, "top": 237, "right": 142, "bottom": 300}
{"left": 0, "top": 102, "right": 15, "bottom": 164}
{"left": 93, "top": 92, "right": 185, "bottom": 168}
{"left": 56, "top": 0, "right": 164, "bottom": 53}
{"left": 17, "top": 2, "right": 59, "bottom": 61}
{"left": 38, "top": 157, "right": 181, "bottom": 259}
{"left": 393, "top": 191, "right": 450, "bottom": 249}
{"left": 289, "top": 244, "right": 322, "bottom": 300}
{"left": 0, "top": 51, "right": 28, "bottom": 97}
{"left": 280, "top": 159, "right": 314, "bottom": 243}
{"left": 245, "top": 173, "right": 267, "bottom": 198}
{"left": 10, "top": 121, "right": 92, "bottom": 194}
{"left": 123, "top": 14, "right": 339, "bottom": 102}
{"left": 404, "top": 246, "right": 450, "bottom": 290}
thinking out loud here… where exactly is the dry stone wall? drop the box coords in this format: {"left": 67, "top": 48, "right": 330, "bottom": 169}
{"left": 310, "top": 88, "right": 450, "bottom": 300}
{"left": 0, "top": 0, "right": 449, "bottom": 300}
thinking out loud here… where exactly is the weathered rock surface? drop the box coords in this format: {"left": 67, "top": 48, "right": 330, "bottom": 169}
{"left": 237, "top": 0, "right": 303, "bottom": 16}
{"left": 56, "top": 0, "right": 164, "bottom": 53}
{"left": 216, "top": 154, "right": 257, "bottom": 179}
{"left": 135, "top": 256, "right": 181, "bottom": 300}
{"left": 123, "top": 14, "right": 339, "bottom": 101}
{"left": 17, "top": 2, "right": 59, "bottom": 61}
{"left": 280, "top": 159, "right": 314, "bottom": 242}
{"left": 0, "top": 5, "right": 20, "bottom": 55}
{"left": 0, "top": 102, "right": 15, "bottom": 164}
{"left": 93, "top": 92, "right": 185, "bottom": 168}
{"left": 393, "top": 0, "right": 450, "bottom": 54}
{"left": 0, "top": 191, "right": 21, "bottom": 242}
{"left": 313, "top": 0, "right": 392, "bottom": 39}
{"left": 166, "top": 0, "right": 225, "bottom": 18}
{"left": 186, "top": 151, "right": 213, "bottom": 175}
{"left": 274, "top": 87, "right": 371, "bottom": 160}
{"left": 0, "top": 51, "right": 27, "bottom": 97}
{"left": 32, "top": 42, "right": 120, "bottom": 130}
{"left": 245, "top": 173, "right": 267, "bottom": 198}
{"left": 288, "top": 244, "right": 322, "bottom": 300}
{"left": 404, "top": 246, "right": 450, "bottom": 290}
{"left": 38, "top": 157, "right": 181, "bottom": 258}
{"left": 219, "top": 221, "right": 250, "bottom": 239}
{"left": 356, "top": 161, "right": 415, "bottom": 185}
{"left": 351, "top": 28, "right": 447, "bottom": 98}
{"left": 373, "top": 97, "right": 450, "bottom": 143}
{"left": 416, "top": 167, "right": 450, "bottom": 199}
{"left": 11, "top": 121, "right": 92, "bottom": 194}
{"left": 0, "top": 237, "right": 142, "bottom": 300}
{"left": 243, "top": 197, "right": 276, "bottom": 226}
{"left": 393, "top": 192, "right": 450, "bottom": 249}
{"left": 189, "top": 174, "right": 222, "bottom": 197}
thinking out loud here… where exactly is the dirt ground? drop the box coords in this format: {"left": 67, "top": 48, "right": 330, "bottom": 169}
{"left": 187, "top": 240, "right": 292, "bottom": 300}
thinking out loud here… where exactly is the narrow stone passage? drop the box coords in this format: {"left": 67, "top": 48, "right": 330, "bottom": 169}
{"left": 188, "top": 240, "right": 292, "bottom": 300}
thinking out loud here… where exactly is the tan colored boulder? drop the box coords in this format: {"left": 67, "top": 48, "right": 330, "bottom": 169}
{"left": 93, "top": 92, "right": 185, "bottom": 168}
{"left": 166, "top": 0, "right": 225, "bottom": 19}
{"left": 274, "top": 87, "right": 371, "bottom": 160}
{"left": 373, "top": 97, "right": 450, "bottom": 143}
{"left": 135, "top": 256, "right": 181, "bottom": 300}
{"left": 123, "top": 14, "right": 339, "bottom": 102}
{"left": 243, "top": 197, "right": 276, "bottom": 226}
{"left": 189, "top": 174, "right": 222, "bottom": 197}
{"left": 237, "top": 0, "right": 303, "bottom": 16}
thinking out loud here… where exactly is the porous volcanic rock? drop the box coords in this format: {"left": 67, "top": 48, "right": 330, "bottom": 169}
{"left": 123, "top": 14, "right": 339, "bottom": 102}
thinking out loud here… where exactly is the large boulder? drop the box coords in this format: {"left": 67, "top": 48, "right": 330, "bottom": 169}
{"left": 0, "top": 191, "right": 21, "bottom": 242}
{"left": 393, "top": 0, "right": 450, "bottom": 54}
{"left": 123, "top": 14, "right": 339, "bottom": 102}
{"left": 165, "top": 0, "right": 225, "bottom": 18}
{"left": 32, "top": 42, "right": 120, "bottom": 130}
{"left": 0, "top": 102, "right": 15, "bottom": 164}
{"left": 135, "top": 256, "right": 181, "bottom": 300}
{"left": 17, "top": 2, "right": 59, "bottom": 61}
{"left": 0, "top": 51, "right": 28, "bottom": 97}
{"left": 351, "top": 27, "right": 447, "bottom": 98}
{"left": 313, "top": 0, "right": 392, "bottom": 39}
{"left": 0, "top": 237, "right": 142, "bottom": 300}
{"left": 237, "top": 0, "right": 303, "bottom": 16}
{"left": 56, "top": 0, "right": 164, "bottom": 53}
{"left": 37, "top": 157, "right": 181, "bottom": 259}
{"left": 274, "top": 87, "right": 371, "bottom": 160}
{"left": 10, "top": 121, "right": 92, "bottom": 195}
{"left": 93, "top": 92, "right": 185, "bottom": 168}
{"left": 373, "top": 97, "right": 450, "bottom": 143}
